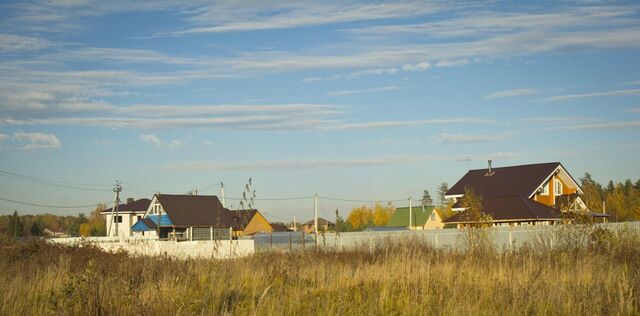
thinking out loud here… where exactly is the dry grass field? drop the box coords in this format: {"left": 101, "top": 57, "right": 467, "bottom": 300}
{"left": 1, "top": 226, "right": 639, "bottom": 315}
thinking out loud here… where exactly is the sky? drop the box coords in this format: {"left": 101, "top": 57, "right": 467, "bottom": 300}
{"left": 0, "top": 0, "right": 639, "bottom": 221}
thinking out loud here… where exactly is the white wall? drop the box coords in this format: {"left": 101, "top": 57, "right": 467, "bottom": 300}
{"left": 49, "top": 238, "right": 254, "bottom": 259}
{"left": 103, "top": 212, "right": 143, "bottom": 238}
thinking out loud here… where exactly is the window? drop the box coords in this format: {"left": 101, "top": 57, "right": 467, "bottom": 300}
{"left": 539, "top": 180, "right": 549, "bottom": 195}
{"left": 113, "top": 216, "right": 123, "bottom": 223}
{"left": 554, "top": 179, "right": 563, "bottom": 195}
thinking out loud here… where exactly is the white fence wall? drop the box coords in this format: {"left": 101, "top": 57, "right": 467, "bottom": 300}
{"left": 48, "top": 238, "right": 254, "bottom": 259}
{"left": 253, "top": 221, "right": 640, "bottom": 252}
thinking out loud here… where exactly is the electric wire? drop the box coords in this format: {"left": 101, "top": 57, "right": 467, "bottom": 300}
{"left": 0, "top": 169, "right": 113, "bottom": 192}
{"left": 0, "top": 196, "right": 113, "bottom": 209}
{"left": 319, "top": 195, "right": 407, "bottom": 203}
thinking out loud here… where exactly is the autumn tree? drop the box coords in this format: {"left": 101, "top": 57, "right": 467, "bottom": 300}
{"left": 580, "top": 173, "right": 604, "bottom": 211}
{"left": 88, "top": 204, "right": 107, "bottom": 236}
{"left": 460, "top": 187, "right": 492, "bottom": 227}
{"left": 372, "top": 202, "right": 394, "bottom": 226}
{"left": 347, "top": 206, "right": 373, "bottom": 230}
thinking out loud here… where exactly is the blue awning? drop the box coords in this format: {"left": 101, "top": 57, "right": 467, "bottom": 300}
{"left": 131, "top": 214, "right": 173, "bottom": 231}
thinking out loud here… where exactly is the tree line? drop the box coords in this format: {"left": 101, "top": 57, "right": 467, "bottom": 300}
{"left": 0, "top": 204, "right": 107, "bottom": 238}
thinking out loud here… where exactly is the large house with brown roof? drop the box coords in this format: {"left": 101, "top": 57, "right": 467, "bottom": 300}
{"left": 443, "top": 161, "right": 597, "bottom": 227}
{"left": 130, "top": 194, "right": 273, "bottom": 240}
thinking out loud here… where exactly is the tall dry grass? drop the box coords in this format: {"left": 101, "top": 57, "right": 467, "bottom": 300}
{"left": 1, "top": 226, "right": 639, "bottom": 315}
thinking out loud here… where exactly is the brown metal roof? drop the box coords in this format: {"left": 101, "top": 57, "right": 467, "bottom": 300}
{"left": 446, "top": 162, "right": 561, "bottom": 198}
{"left": 444, "top": 195, "right": 562, "bottom": 223}
{"left": 156, "top": 194, "right": 231, "bottom": 227}
{"left": 303, "top": 217, "right": 335, "bottom": 226}
{"left": 102, "top": 198, "right": 151, "bottom": 213}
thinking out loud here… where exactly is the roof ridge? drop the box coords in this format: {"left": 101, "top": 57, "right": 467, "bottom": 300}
{"left": 467, "top": 162, "right": 560, "bottom": 172}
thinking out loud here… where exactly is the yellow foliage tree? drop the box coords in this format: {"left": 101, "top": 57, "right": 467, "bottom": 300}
{"left": 372, "top": 202, "right": 394, "bottom": 226}
{"left": 347, "top": 206, "right": 373, "bottom": 230}
{"left": 79, "top": 223, "right": 92, "bottom": 237}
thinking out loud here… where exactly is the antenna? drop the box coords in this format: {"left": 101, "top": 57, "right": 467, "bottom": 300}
{"left": 220, "top": 181, "right": 225, "bottom": 207}
{"left": 485, "top": 160, "right": 495, "bottom": 176}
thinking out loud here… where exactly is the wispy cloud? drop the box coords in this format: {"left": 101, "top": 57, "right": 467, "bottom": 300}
{"left": 485, "top": 88, "right": 538, "bottom": 99}
{"left": 436, "top": 132, "right": 506, "bottom": 144}
{"left": 624, "top": 107, "right": 640, "bottom": 113}
{"left": 140, "top": 134, "right": 183, "bottom": 149}
{"left": 163, "top": 152, "right": 519, "bottom": 171}
{"left": 552, "top": 120, "right": 640, "bottom": 130}
{"left": 12, "top": 131, "right": 61, "bottom": 149}
{"left": 0, "top": 34, "right": 53, "bottom": 52}
{"left": 331, "top": 118, "right": 496, "bottom": 130}
{"left": 326, "top": 86, "right": 404, "bottom": 96}
{"left": 544, "top": 88, "right": 640, "bottom": 101}
{"left": 0, "top": 133, "right": 9, "bottom": 143}
{"left": 172, "top": 2, "right": 442, "bottom": 35}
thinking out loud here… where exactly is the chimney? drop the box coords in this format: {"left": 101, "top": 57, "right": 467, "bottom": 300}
{"left": 485, "top": 160, "right": 495, "bottom": 176}
{"left": 127, "top": 198, "right": 134, "bottom": 204}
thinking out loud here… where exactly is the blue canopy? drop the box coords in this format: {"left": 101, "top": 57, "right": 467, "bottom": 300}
{"left": 131, "top": 214, "right": 173, "bottom": 231}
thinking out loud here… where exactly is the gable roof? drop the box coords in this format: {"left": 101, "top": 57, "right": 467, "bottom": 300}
{"left": 446, "top": 162, "right": 563, "bottom": 198}
{"left": 102, "top": 198, "right": 151, "bottom": 214}
{"left": 229, "top": 209, "right": 258, "bottom": 230}
{"left": 443, "top": 195, "right": 562, "bottom": 223}
{"left": 270, "top": 223, "right": 293, "bottom": 232}
{"left": 386, "top": 206, "right": 434, "bottom": 227}
{"left": 156, "top": 194, "right": 230, "bottom": 227}
{"left": 303, "top": 217, "right": 334, "bottom": 226}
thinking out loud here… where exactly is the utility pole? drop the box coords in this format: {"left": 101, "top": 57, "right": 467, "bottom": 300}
{"left": 314, "top": 193, "right": 319, "bottom": 247}
{"left": 108, "top": 180, "right": 122, "bottom": 237}
{"left": 220, "top": 182, "right": 225, "bottom": 207}
{"left": 114, "top": 181, "right": 122, "bottom": 237}
{"left": 409, "top": 196, "right": 413, "bottom": 230}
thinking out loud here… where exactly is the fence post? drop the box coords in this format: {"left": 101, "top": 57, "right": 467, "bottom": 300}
{"left": 289, "top": 232, "right": 292, "bottom": 252}
{"left": 434, "top": 233, "right": 439, "bottom": 248}
{"left": 302, "top": 230, "right": 305, "bottom": 253}
{"left": 270, "top": 233, "right": 273, "bottom": 250}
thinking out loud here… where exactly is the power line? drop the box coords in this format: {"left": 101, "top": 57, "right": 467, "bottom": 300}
{"left": 319, "top": 196, "right": 406, "bottom": 203}
{"left": 224, "top": 196, "right": 313, "bottom": 201}
{"left": 0, "top": 169, "right": 113, "bottom": 192}
{"left": 0, "top": 196, "right": 112, "bottom": 209}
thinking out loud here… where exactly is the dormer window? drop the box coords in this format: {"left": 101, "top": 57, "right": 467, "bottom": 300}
{"left": 539, "top": 180, "right": 549, "bottom": 195}
{"left": 554, "top": 179, "right": 563, "bottom": 195}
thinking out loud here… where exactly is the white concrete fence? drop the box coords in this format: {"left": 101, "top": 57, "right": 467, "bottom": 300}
{"left": 48, "top": 237, "right": 254, "bottom": 259}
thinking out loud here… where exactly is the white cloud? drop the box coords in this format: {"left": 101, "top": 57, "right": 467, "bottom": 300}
{"left": 544, "top": 88, "right": 640, "bottom": 101}
{"left": 164, "top": 151, "right": 519, "bottom": 171}
{"left": 140, "top": 134, "right": 183, "bottom": 149}
{"left": 553, "top": 120, "right": 640, "bottom": 130}
{"left": 326, "top": 86, "right": 404, "bottom": 96}
{"left": 331, "top": 118, "right": 496, "bottom": 130}
{"left": 437, "top": 132, "right": 504, "bottom": 144}
{"left": 0, "top": 133, "right": 9, "bottom": 143}
{"left": 624, "top": 107, "right": 640, "bottom": 113}
{"left": 434, "top": 59, "right": 470, "bottom": 67}
{"left": 402, "top": 61, "right": 431, "bottom": 71}
{"left": 12, "top": 131, "right": 61, "bottom": 149}
{"left": 140, "top": 134, "right": 163, "bottom": 147}
{"left": 485, "top": 88, "right": 539, "bottom": 99}
{"left": 202, "top": 140, "right": 215, "bottom": 146}
{"left": 0, "top": 34, "right": 52, "bottom": 52}
{"left": 173, "top": 2, "right": 442, "bottom": 35}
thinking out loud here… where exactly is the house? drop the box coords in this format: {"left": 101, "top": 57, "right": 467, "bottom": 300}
{"left": 302, "top": 218, "right": 335, "bottom": 233}
{"left": 386, "top": 205, "right": 445, "bottom": 230}
{"left": 229, "top": 209, "right": 273, "bottom": 236}
{"left": 270, "top": 223, "right": 293, "bottom": 232}
{"left": 442, "top": 161, "right": 593, "bottom": 227}
{"left": 101, "top": 198, "right": 151, "bottom": 238}
{"left": 131, "top": 194, "right": 233, "bottom": 240}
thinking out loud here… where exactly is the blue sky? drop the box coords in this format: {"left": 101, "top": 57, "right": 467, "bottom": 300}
{"left": 0, "top": 1, "right": 639, "bottom": 221}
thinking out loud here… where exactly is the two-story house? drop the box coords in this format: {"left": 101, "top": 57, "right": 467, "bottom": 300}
{"left": 443, "top": 161, "right": 593, "bottom": 227}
